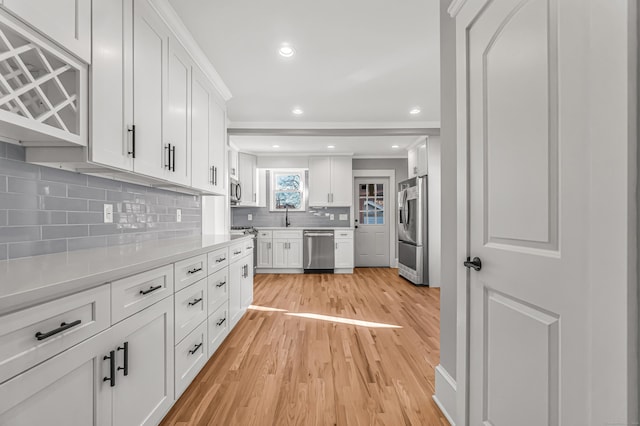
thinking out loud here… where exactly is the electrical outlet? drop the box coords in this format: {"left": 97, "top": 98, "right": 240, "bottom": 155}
{"left": 330, "top": 214, "right": 335, "bottom": 221}
{"left": 248, "top": 214, "right": 253, "bottom": 221}
{"left": 339, "top": 214, "right": 348, "bottom": 221}
{"left": 103, "top": 204, "right": 113, "bottom": 223}
{"left": 176, "top": 209, "right": 182, "bottom": 223}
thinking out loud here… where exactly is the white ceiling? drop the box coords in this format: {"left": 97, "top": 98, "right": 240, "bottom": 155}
{"left": 230, "top": 135, "right": 423, "bottom": 158}
{"left": 169, "top": 0, "right": 441, "bottom": 128}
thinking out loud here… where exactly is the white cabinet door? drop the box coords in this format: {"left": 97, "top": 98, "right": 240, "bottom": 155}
{"left": 257, "top": 239, "right": 273, "bottom": 268}
{"left": 308, "top": 157, "right": 331, "bottom": 206}
{"left": 416, "top": 140, "right": 428, "bottom": 177}
{"left": 0, "top": 330, "right": 112, "bottom": 426}
{"left": 228, "top": 149, "right": 239, "bottom": 180}
{"left": 240, "top": 255, "right": 253, "bottom": 309}
{"left": 407, "top": 146, "right": 418, "bottom": 177}
{"left": 191, "top": 68, "right": 214, "bottom": 192}
{"left": 229, "top": 260, "right": 243, "bottom": 326}
{"left": 91, "top": 0, "right": 134, "bottom": 172}
{"left": 165, "top": 37, "right": 191, "bottom": 185}
{"left": 210, "top": 99, "right": 227, "bottom": 195}
{"left": 238, "top": 152, "right": 256, "bottom": 205}
{"left": 111, "top": 297, "right": 174, "bottom": 426}
{"left": 335, "top": 238, "right": 354, "bottom": 269}
{"left": 330, "top": 157, "right": 353, "bottom": 206}
{"left": 131, "top": 0, "right": 169, "bottom": 180}
{"left": 3, "top": 0, "right": 91, "bottom": 63}
{"left": 286, "top": 239, "right": 303, "bottom": 268}
{"left": 272, "top": 239, "right": 288, "bottom": 268}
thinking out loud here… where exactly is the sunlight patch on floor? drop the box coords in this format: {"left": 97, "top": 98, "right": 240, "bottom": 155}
{"left": 248, "top": 305, "right": 289, "bottom": 312}
{"left": 285, "top": 312, "right": 402, "bottom": 329}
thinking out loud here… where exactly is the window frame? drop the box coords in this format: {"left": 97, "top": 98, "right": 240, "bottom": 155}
{"left": 269, "top": 169, "right": 307, "bottom": 212}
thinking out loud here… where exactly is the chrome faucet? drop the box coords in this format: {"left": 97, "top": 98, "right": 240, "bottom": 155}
{"left": 285, "top": 207, "right": 291, "bottom": 228}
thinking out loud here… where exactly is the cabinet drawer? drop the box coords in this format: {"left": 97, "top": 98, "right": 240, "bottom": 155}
{"left": 111, "top": 265, "right": 174, "bottom": 324}
{"left": 207, "top": 247, "right": 229, "bottom": 274}
{"left": 229, "top": 242, "right": 245, "bottom": 262}
{"left": 0, "top": 284, "right": 110, "bottom": 384}
{"left": 257, "top": 230, "right": 272, "bottom": 239}
{"left": 243, "top": 238, "right": 254, "bottom": 253}
{"left": 207, "top": 268, "right": 228, "bottom": 314}
{"left": 175, "top": 255, "right": 207, "bottom": 292}
{"left": 207, "top": 303, "right": 229, "bottom": 357}
{"left": 175, "top": 320, "right": 207, "bottom": 398}
{"left": 273, "top": 230, "right": 303, "bottom": 239}
{"left": 335, "top": 229, "right": 354, "bottom": 239}
{"left": 174, "top": 278, "right": 207, "bottom": 344}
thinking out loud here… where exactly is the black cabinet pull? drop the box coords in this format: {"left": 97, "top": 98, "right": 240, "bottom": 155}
{"left": 214, "top": 166, "right": 218, "bottom": 185}
{"left": 215, "top": 257, "right": 226, "bottom": 263}
{"left": 117, "top": 341, "right": 129, "bottom": 376}
{"left": 127, "top": 125, "right": 136, "bottom": 158}
{"left": 187, "top": 267, "right": 203, "bottom": 274}
{"left": 233, "top": 250, "right": 241, "bottom": 255}
{"left": 188, "top": 297, "right": 203, "bottom": 306}
{"left": 140, "top": 285, "right": 162, "bottom": 295}
{"left": 215, "top": 281, "right": 226, "bottom": 288}
{"left": 35, "top": 319, "right": 82, "bottom": 341}
{"left": 171, "top": 145, "right": 176, "bottom": 172}
{"left": 464, "top": 257, "right": 482, "bottom": 272}
{"left": 210, "top": 166, "right": 215, "bottom": 185}
{"left": 103, "top": 350, "right": 116, "bottom": 387}
{"left": 216, "top": 318, "right": 226, "bottom": 327}
{"left": 164, "top": 143, "right": 171, "bottom": 169}
{"left": 188, "top": 342, "right": 203, "bottom": 355}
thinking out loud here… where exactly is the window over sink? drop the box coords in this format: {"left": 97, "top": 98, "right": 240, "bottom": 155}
{"left": 270, "top": 169, "right": 306, "bottom": 212}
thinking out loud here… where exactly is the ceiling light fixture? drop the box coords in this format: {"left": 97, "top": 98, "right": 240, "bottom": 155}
{"left": 409, "top": 107, "right": 421, "bottom": 115}
{"left": 278, "top": 45, "right": 295, "bottom": 58}
{"left": 392, "top": 145, "right": 400, "bottom": 149}
{"left": 292, "top": 108, "right": 304, "bottom": 115}
{"left": 272, "top": 145, "right": 280, "bottom": 148}
{"left": 327, "top": 145, "right": 335, "bottom": 149}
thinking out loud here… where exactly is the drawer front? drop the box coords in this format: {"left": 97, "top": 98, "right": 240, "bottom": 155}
{"left": 207, "top": 268, "right": 228, "bottom": 314}
{"left": 207, "top": 247, "right": 229, "bottom": 274}
{"left": 335, "top": 229, "right": 354, "bottom": 239}
{"left": 229, "top": 242, "right": 245, "bottom": 262}
{"left": 207, "top": 303, "right": 229, "bottom": 357}
{"left": 174, "top": 320, "right": 207, "bottom": 398}
{"left": 0, "top": 284, "right": 110, "bottom": 384}
{"left": 257, "top": 230, "right": 272, "bottom": 239}
{"left": 174, "top": 278, "right": 207, "bottom": 344}
{"left": 175, "top": 254, "right": 207, "bottom": 292}
{"left": 273, "top": 230, "right": 303, "bottom": 239}
{"left": 111, "top": 265, "right": 174, "bottom": 324}
{"left": 243, "top": 238, "right": 254, "bottom": 254}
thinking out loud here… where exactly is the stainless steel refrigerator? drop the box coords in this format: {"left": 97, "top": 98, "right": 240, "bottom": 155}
{"left": 397, "top": 176, "right": 429, "bottom": 285}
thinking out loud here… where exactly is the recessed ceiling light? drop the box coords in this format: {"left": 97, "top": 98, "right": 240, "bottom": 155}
{"left": 272, "top": 145, "right": 280, "bottom": 148}
{"left": 392, "top": 145, "right": 400, "bottom": 149}
{"left": 279, "top": 45, "right": 295, "bottom": 58}
{"left": 409, "top": 107, "right": 421, "bottom": 115}
{"left": 327, "top": 145, "right": 335, "bottom": 149}
{"left": 292, "top": 108, "right": 304, "bottom": 115}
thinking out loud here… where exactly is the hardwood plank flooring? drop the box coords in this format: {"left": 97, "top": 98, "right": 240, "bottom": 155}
{"left": 161, "top": 268, "right": 449, "bottom": 426}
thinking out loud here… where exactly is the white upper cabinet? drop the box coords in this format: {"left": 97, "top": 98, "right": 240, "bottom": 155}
{"left": 238, "top": 152, "right": 257, "bottom": 205}
{"left": 210, "top": 100, "right": 226, "bottom": 194}
{"left": 407, "top": 138, "right": 427, "bottom": 178}
{"left": 228, "top": 148, "right": 239, "bottom": 180}
{"left": 308, "top": 156, "right": 353, "bottom": 207}
{"left": 2, "top": 0, "right": 91, "bottom": 63}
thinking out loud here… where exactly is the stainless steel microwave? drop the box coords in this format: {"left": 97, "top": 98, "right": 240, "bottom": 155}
{"left": 230, "top": 178, "right": 242, "bottom": 204}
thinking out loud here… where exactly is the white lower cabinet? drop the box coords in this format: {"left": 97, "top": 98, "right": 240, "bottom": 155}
{"left": 334, "top": 230, "right": 354, "bottom": 269}
{"left": 257, "top": 238, "right": 273, "bottom": 268}
{"left": 207, "top": 302, "right": 229, "bottom": 357}
{"left": 229, "top": 259, "right": 243, "bottom": 327}
{"left": 174, "top": 320, "right": 207, "bottom": 398}
{"left": 273, "top": 238, "right": 303, "bottom": 268}
{"left": 174, "top": 278, "right": 207, "bottom": 344}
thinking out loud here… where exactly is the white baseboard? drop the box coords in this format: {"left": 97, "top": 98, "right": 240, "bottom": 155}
{"left": 433, "top": 364, "right": 457, "bottom": 426}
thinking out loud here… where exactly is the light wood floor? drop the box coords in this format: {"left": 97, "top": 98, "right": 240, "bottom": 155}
{"left": 161, "top": 268, "right": 448, "bottom": 426}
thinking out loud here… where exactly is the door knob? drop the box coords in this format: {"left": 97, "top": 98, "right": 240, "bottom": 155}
{"left": 464, "top": 257, "right": 482, "bottom": 271}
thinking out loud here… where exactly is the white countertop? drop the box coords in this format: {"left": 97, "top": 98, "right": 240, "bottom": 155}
{"left": 254, "top": 227, "right": 354, "bottom": 230}
{"left": 0, "top": 234, "right": 251, "bottom": 315}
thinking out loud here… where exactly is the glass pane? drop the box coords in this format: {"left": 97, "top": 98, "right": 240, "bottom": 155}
{"left": 274, "top": 191, "right": 301, "bottom": 209}
{"left": 359, "top": 211, "right": 365, "bottom": 223}
{"left": 275, "top": 174, "right": 300, "bottom": 191}
{"left": 367, "top": 184, "right": 375, "bottom": 196}
{"left": 376, "top": 215, "right": 384, "bottom": 224}
{"left": 359, "top": 197, "right": 366, "bottom": 212}
{"left": 374, "top": 198, "right": 384, "bottom": 210}
{"left": 376, "top": 184, "right": 384, "bottom": 196}
{"left": 359, "top": 184, "right": 367, "bottom": 196}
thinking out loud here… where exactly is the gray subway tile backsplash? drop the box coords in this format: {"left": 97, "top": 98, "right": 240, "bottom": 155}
{"left": 0, "top": 141, "right": 202, "bottom": 260}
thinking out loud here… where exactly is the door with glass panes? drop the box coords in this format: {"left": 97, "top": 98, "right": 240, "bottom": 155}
{"left": 353, "top": 178, "right": 389, "bottom": 267}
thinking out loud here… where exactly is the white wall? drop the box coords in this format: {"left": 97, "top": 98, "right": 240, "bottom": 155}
{"left": 427, "top": 136, "right": 442, "bottom": 288}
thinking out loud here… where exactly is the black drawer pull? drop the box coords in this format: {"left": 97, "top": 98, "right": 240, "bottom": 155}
{"left": 140, "top": 285, "right": 162, "bottom": 295}
{"left": 215, "top": 281, "right": 226, "bottom": 288}
{"left": 187, "top": 267, "right": 203, "bottom": 274}
{"left": 188, "top": 297, "right": 203, "bottom": 306}
{"left": 215, "top": 257, "right": 226, "bottom": 263}
{"left": 103, "top": 350, "right": 116, "bottom": 387}
{"left": 188, "top": 342, "right": 203, "bottom": 355}
{"left": 216, "top": 318, "right": 226, "bottom": 327}
{"left": 246, "top": 246, "right": 252, "bottom": 250}
{"left": 117, "top": 341, "right": 129, "bottom": 376}
{"left": 233, "top": 250, "right": 242, "bottom": 255}
{"left": 35, "top": 319, "right": 82, "bottom": 341}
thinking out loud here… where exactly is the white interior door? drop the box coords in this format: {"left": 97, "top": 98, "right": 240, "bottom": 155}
{"left": 354, "top": 178, "right": 389, "bottom": 267}
{"left": 465, "top": 0, "right": 591, "bottom": 424}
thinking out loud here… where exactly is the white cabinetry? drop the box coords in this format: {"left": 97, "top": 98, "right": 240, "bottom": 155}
{"left": 2, "top": 0, "right": 91, "bottom": 63}
{"left": 273, "top": 230, "right": 303, "bottom": 269}
{"left": 308, "top": 156, "right": 353, "bottom": 207}
{"left": 334, "top": 230, "right": 354, "bottom": 269}
{"left": 407, "top": 138, "right": 428, "bottom": 178}
{"left": 228, "top": 148, "right": 239, "bottom": 180}
{"left": 238, "top": 152, "right": 257, "bottom": 205}
{"left": 257, "top": 230, "right": 273, "bottom": 268}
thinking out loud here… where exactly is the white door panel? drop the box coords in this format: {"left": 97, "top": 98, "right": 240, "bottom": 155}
{"left": 354, "top": 178, "right": 389, "bottom": 267}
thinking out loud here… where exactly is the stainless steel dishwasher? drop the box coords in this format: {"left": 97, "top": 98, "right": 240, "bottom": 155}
{"left": 303, "top": 230, "right": 335, "bottom": 272}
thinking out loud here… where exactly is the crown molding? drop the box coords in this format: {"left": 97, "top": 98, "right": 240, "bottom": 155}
{"left": 227, "top": 121, "right": 441, "bottom": 130}
{"left": 228, "top": 127, "right": 440, "bottom": 138}
{"left": 447, "top": 0, "right": 468, "bottom": 17}
{"left": 352, "top": 154, "right": 408, "bottom": 159}
{"left": 150, "top": 0, "right": 232, "bottom": 101}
